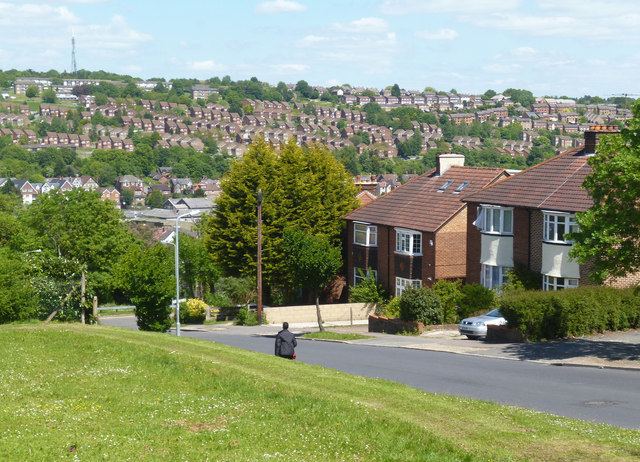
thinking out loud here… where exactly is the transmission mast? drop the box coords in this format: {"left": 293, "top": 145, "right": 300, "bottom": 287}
{"left": 71, "top": 34, "right": 78, "bottom": 76}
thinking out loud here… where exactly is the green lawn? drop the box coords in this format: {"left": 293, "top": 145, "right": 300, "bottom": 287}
{"left": 0, "top": 324, "right": 638, "bottom": 461}
{"left": 303, "top": 331, "right": 373, "bottom": 341}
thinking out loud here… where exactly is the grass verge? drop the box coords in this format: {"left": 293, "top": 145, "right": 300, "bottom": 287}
{"left": 0, "top": 324, "right": 638, "bottom": 461}
{"left": 302, "top": 331, "right": 373, "bottom": 341}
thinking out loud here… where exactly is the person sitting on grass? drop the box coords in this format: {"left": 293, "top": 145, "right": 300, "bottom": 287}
{"left": 275, "top": 322, "right": 297, "bottom": 360}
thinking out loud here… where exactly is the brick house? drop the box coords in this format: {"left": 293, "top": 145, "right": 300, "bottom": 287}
{"left": 463, "top": 125, "right": 639, "bottom": 290}
{"left": 345, "top": 154, "right": 508, "bottom": 296}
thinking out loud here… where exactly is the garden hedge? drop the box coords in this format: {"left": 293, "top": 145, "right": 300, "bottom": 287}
{"left": 499, "top": 286, "right": 640, "bottom": 341}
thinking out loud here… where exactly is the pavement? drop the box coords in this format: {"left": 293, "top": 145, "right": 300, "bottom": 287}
{"left": 101, "top": 315, "right": 640, "bottom": 429}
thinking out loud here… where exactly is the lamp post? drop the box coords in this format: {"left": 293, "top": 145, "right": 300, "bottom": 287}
{"left": 256, "top": 189, "right": 263, "bottom": 324}
{"left": 174, "top": 210, "right": 201, "bottom": 336}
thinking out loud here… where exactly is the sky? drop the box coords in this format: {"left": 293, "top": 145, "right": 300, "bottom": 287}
{"left": 0, "top": 0, "right": 639, "bottom": 97}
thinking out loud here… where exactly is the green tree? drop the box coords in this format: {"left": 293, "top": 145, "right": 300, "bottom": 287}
{"left": 398, "top": 132, "right": 423, "bottom": 158}
{"left": 179, "top": 233, "right": 220, "bottom": 298}
{"left": 283, "top": 229, "right": 342, "bottom": 331}
{"left": 115, "top": 244, "right": 174, "bottom": 332}
{"left": 145, "top": 189, "right": 165, "bottom": 208}
{"left": 25, "top": 86, "right": 39, "bottom": 98}
{"left": 390, "top": 83, "right": 401, "bottom": 98}
{"left": 571, "top": 104, "right": 640, "bottom": 282}
{"left": 482, "top": 89, "right": 497, "bottom": 100}
{"left": 120, "top": 189, "right": 134, "bottom": 208}
{"left": 503, "top": 88, "right": 535, "bottom": 107}
{"left": 20, "top": 189, "right": 133, "bottom": 302}
{"left": 41, "top": 89, "right": 57, "bottom": 103}
{"left": 432, "top": 280, "right": 463, "bottom": 323}
{"left": 204, "top": 139, "right": 357, "bottom": 301}
{"left": 0, "top": 248, "right": 39, "bottom": 323}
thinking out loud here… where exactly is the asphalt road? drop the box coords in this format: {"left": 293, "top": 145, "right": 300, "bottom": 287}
{"left": 102, "top": 316, "right": 640, "bottom": 429}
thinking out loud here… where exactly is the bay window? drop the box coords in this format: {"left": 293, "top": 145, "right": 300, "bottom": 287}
{"left": 395, "top": 277, "right": 421, "bottom": 296}
{"left": 480, "top": 264, "right": 510, "bottom": 290}
{"left": 543, "top": 275, "right": 579, "bottom": 291}
{"left": 395, "top": 229, "right": 422, "bottom": 256}
{"left": 476, "top": 205, "right": 513, "bottom": 235}
{"left": 354, "top": 267, "right": 377, "bottom": 286}
{"left": 543, "top": 212, "right": 578, "bottom": 244}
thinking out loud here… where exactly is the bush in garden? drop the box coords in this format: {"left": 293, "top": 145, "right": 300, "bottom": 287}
{"left": 381, "top": 297, "right": 401, "bottom": 318}
{"left": 399, "top": 287, "right": 443, "bottom": 325}
{"left": 432, "top": 280, "right": 463, "bottom": 323}
{"left": 179, "top": 298, "right": 208, "bottom": 324}
{"left": 499, "top": 286, "right": 640, "bottom": 341}
{"left": 236, "top": 305, "right": 259, "bottom": 326}
{"left": 458, "top": 284, "right": 495, "bottom": 319}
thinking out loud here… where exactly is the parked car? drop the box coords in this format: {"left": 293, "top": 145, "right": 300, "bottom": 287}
{"left": 458, "top": 309, "right": 507, "bottom": 339}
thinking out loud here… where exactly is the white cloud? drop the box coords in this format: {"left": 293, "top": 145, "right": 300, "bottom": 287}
{"left": 0, "top": 2, "right": 78, "bottom": 25}
{"left": 334, "top": 17, "right": 388, "bottom": 33}
{"left": 415, "top": 28, "right": 458, "bottom": 40}
{"left": 256, "top": 0, "right": 306, "bottom": 13}
{"left": 188, "top": 60, "right": 223, "bottom": 71}
{"left": 381, "top": 0, "right": 519, "bottom": 15}
{"left": 512, "top": 46, "right": 536, "bottom": 57}
{"left": 299, "top": 34, "right": 328, "bottom": 46}
{"left": 271, "top": 63, "right": 309, "bottom": 73}
{"left": 74, "top": 15, "right": 151, "bottom": 51}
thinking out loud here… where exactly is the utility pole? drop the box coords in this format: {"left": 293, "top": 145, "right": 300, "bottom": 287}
{"left": 174, "top": 217, "right": 181, "bottom": 336}
{"left": 80, "top": 270, "right": 86, "bottom": 324}
{"left": 256, "top": 188, "right": 263, "bottom": 324}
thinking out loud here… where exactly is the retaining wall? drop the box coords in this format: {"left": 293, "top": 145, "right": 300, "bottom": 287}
{"left": 264, "top": 303, "right": 375, "bottom": 325}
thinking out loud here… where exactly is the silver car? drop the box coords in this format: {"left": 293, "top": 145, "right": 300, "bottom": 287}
{"left": 458, "top": 309, "right": 507, "bottom": 339}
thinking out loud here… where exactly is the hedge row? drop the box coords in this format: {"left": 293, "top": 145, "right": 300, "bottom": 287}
{"left": 499, "top": 286, "right": 640, "bottom": 341}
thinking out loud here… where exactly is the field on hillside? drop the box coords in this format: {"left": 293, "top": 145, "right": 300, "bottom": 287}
{"left": 0, "top": 324, "right": 638, "bottom": 461}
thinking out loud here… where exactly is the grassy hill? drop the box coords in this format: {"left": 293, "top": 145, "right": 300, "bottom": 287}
{"left": 0, "top": 324, "right": 638, "bottom": 461}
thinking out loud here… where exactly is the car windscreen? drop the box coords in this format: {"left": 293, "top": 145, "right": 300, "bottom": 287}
{"left": 486, "top": 309, "right": 502, "bottom": 317}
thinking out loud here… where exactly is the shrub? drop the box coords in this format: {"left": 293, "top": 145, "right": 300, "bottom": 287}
{"left": 458, "top": 284, "right": 495, "bottom": 319}
{"left": 499, "top": 286, "right": 640, "bottom": 341}
{"left": 381, "top": 297, "right": 401, "bottom": 318}
{"left": 399, "top": 287, "right": 443, "bottom": 325}
{"left": 503, "top": 265, "right": 543, "bottom": 292}
{"left": 179, "top": 298, "right": 208, "bottom": 324}
{"left": 236, "top": 305, "right": 259, "bottom": 326}
{"left": 349, "top": 271, "right": 388, "bottom": 306}
{"left": 432, "top": 280, "right": 463, "bottom": 323}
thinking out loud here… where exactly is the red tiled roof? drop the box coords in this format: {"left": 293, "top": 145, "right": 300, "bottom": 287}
{"left": 346, "top": 166, "right": 506, "bottom": 232}
{"left": 463, "top": 147, "right": 593, "bottom": 212}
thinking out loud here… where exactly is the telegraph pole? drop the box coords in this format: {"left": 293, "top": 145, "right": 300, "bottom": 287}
{"left": 256, "top": 188, "right": 263, "bottom": 324}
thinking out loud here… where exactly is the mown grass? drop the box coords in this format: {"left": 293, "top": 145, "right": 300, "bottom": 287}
{"left": 303, "top": 331, "right": 373, "bottom": 341}
{"left": 0, "top": 324, "right": 638, "bottom": 461}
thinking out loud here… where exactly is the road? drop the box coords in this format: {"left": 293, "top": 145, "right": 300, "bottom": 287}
{"left": 102, "top": 316, "right": 640, "bottom": 429}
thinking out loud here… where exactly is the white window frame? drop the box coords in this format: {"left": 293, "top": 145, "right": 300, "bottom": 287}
{"left": 395, "top": 277, "right": 422, "bottom": 296}
{"left": 542, "top": 275, "right": 579, "bottom": 291}
{"left": 395, "top": 228, "right": 422, "bottom": 256}
{"left": 353, "top": 267, "right": 378, "bottom": 286}
{"left": 480, "top": 264, "right": 510, "bottom": 290}
{"left": 353, "top": 222, "right": 377, "bottom": 247}
{"left": 543, "top": 211, "right": 578, "bottom": 244}
{"left": 478, "top": 205, "right": 513, "bottom": 235}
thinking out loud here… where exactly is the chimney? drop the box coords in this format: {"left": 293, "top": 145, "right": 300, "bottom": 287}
{"left": 436, "top": 153, "right": 465, "bottom": 176}
{"left": 583, "top": 125, "right": 621, "bottom": 155}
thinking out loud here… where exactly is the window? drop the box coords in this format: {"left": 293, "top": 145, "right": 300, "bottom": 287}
{"left": 354, "top": 222, "right": 377, "bottom": 247}
{"left": 480, "top": 264, "right": 510, "bottom": 290}
{"left": 476, "top": 205, "right": 513, "bottom": 235}
{"left": 395, "top": 277, "right": 421, "bottom": 296}
{"left": 453, "top": 181, "right": 469, "bottom": 194}
{"left": 395, "top": 229, "right": 422, "bottom": 255}
{"left": 543, "top": 275, "right": 579, "bottom": 291}
{"left": 437, "top": 179, "right": 454, "bottom": 192}
{"left": 543, "top": 212, "right": 578, "bottom": 244}
{"left": 354, "top": 267, "right": 377, "bottom": 286}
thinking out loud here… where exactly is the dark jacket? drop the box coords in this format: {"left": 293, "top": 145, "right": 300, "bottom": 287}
{"left": 275, "top": 329, "right": 297, "bottom": 358}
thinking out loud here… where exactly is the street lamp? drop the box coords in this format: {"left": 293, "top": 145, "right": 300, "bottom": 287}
{"left": 174, "top": 210, "right": 201, "bottom": 336}
{"left": 256, "top": 189, "right": 263, "bottom": 324}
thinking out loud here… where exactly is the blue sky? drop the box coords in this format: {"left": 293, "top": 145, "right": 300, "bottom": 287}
{"left": 0, "top": 0, "right": 639, "bottom": 97}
